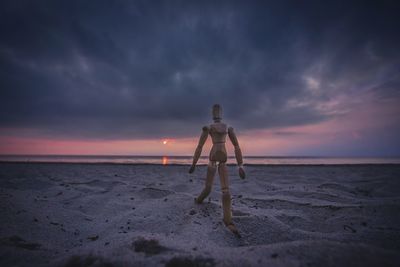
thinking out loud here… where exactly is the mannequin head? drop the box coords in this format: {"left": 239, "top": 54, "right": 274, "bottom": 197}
{"left": 212, "top": 104, "right": 222, "bottom": 122}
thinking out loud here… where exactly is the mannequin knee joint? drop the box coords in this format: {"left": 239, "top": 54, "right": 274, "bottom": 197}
{"left": 221, "top": 187, "right": 230, "bottom": 195}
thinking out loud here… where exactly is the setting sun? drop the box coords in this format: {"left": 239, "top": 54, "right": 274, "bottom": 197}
{"left": 163, "top": 140, "right": 168, "bottom": 145}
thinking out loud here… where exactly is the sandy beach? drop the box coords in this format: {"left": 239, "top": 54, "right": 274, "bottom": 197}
{"left": 1, "top": 163, "right": 399, "bottom": 267}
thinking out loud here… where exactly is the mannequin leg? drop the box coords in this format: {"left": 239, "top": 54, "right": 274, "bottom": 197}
{"left": 219, "top": 162, "right": 240, "bottom": 236}
{"left": 218, "top": 162, "right": 232, "bottom": 224}
{"left": 195, "top": 161, "right": 216, "bottom": 204}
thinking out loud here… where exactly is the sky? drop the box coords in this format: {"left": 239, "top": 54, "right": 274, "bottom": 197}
{"left": 0, "top": 0, "right": 399, "bottom": 156}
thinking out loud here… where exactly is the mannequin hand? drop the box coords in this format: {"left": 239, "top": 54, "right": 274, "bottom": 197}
{"left": 189, "top": 164, "right": 196, "bottom": 174}
{"left": 238, "top": 166, "right": 246, "bottom": 179}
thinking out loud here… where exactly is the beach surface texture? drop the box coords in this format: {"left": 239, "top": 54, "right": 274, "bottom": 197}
{"left": 0, "top": 163, "right": 399, "bottom": 266}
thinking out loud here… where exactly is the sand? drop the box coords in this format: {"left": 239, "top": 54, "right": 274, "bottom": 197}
{"left": 0, "top": 163, "right": 399, "bottom": 267}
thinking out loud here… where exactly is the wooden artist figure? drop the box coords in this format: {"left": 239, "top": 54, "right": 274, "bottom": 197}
{"left": 189, "top": 104, "right": 246, "bottom": 236}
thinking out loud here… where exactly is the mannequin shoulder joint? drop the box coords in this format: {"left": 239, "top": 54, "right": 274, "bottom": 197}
{"left": 202, "top": 126, "right": 210, "bottom": 132}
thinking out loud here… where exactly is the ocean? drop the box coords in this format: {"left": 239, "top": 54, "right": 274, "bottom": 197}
{"left": 0, "top": 155, "right": 399, "bottom": 165}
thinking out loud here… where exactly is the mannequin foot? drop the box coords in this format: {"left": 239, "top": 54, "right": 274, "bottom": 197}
{"left": 194, "top": 197, "right": 203, "bottom": 204}
{"left": 223, "top": 219, "right": 241, "bottom": 238}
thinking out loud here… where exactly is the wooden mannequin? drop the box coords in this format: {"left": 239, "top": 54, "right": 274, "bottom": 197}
{"left": 189, "top": 104, "right": 245, "bottom": 236}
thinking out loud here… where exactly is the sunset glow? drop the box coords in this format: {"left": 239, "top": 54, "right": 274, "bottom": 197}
{"left": 0, "top": 1, "right": 399, "bottom": 157}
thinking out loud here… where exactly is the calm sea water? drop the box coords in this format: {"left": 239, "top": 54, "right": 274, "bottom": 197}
{"left": 0, "top": 155, "right": 399, "bottom": 165}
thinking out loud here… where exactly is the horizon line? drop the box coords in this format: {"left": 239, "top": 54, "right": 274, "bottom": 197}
{"left": 0, "top": 154, "right": 399, "bottom": 158}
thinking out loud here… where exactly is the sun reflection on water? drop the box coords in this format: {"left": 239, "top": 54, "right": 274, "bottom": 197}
{"left": 162, "top": 156, "right": 168, "bottom": 165}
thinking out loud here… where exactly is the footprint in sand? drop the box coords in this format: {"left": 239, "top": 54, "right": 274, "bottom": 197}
{"left": 137, "top": 187, "right": 174, "bottom": 199}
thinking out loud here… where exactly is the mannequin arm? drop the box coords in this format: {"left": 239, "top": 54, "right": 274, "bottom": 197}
{"left": 189, "top": 126, "right": 209, "bottom": 173}
{"left": 228, "top": 127, "right": 246, "bottom": 179}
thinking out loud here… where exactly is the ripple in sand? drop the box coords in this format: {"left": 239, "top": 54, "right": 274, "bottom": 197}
{"left": 0, "top": 235, "right": 41, "bottom": 250}
{"left": 165, "top": 256, "right": 215, "bottom": 267}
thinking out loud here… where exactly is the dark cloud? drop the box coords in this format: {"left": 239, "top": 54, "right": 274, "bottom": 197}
{"left": 0, "top": 0, "right": 399, "bottom": 139}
